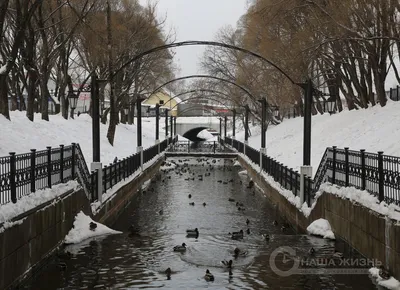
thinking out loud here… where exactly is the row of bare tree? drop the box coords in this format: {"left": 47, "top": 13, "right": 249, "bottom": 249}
{"left": 0, "top": 0, "right": 175, "bottom": 144}
{"left": 200, "top": 0, "right": 400, "bottom": 120}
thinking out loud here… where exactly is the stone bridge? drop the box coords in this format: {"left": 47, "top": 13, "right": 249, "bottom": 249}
{"left": 174, "top": 117, "right": 220, "bottom": 140}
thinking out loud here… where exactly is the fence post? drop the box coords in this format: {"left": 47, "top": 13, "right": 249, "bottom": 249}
{"left": 378, "top": 151, "right": 384, "bottom": 202}
{"left": 300, "top": 166, "right": 312, "bottom": 204}
{"left": 47, "top": 146, "right": 52, "bottom": 188}
{"left": 344, "top": 147, "right": 349, "bottom": 187}
{"left": 188, "top": 141, "right": 190, "bottom": 153}
{"left": 9, "top": 152, "right": 17, "bottom": 203}
{"left": 71, "top": 143, "right": 76, "bottom": 179}
{"left": 289, "top": 168, "right": 293, "bottom": 191}
{"left": 306, "top": 177, "right": 312, "bottom": 206}
{"left": 59, "top": 145, "right": 64, "bottom": 183}
{"left": 30, "top": 149, "right": 36, "bottom": 193}
{"left": 294, "top": 172, "right": 298, "bottom": 196}
{"left": 332, "top": 146, "right": 337, "bottom": 184}
{"left": 360, "top": 149, "right": 366, "bottom": 190}
{"left": 280, "top": 163, "right": 284, "bottom": 185}
{"left": 213, "top": 141, "right": 216, "bottom": 153}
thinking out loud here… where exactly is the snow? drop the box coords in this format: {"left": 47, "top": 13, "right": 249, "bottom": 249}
{"left": 0, "top": 64, "right": 7, "bottom": 74}
{"left": 0, "top": 181, "right": 79, "bottom": 224}
{"left": 306, "top": 218, "right": 335, "bottom": 239}
{"left": 369, "top": 267, "right": 400, "bottom": 290}
{"left": 0, "top": 112, "right": 165, "bottom": 166}
{"left": 64, "top": 211, "right": 122, "bottom": 244}
{"left": 235, "top": 100, "right": 400, "bottom": 177}
{"left": 175, "top": 116, "right": 219, "bottom": 124}
{"left": 197, "top": 129, "right": 214, "bottom": 140}
{"left": 317, "top": 184, "right": 400, "bottom": 222}
{"left": 0, "top": 218, "right": 25, "bottom": 233}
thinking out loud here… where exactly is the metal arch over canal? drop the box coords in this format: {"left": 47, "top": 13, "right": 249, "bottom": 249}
{"left": 110, "top": 41, "right": 297, "bottom": 85}
{"left": 145, "top": 74, "right": 256, "bottom": 101}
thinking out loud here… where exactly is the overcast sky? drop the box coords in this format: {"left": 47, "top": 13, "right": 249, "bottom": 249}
{"left": 144, "top": 0, "right": 248, "bottom": 76}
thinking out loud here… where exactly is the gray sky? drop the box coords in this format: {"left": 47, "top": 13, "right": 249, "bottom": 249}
{"left": 144, "top": 0, "right": 248, "bottom": 76}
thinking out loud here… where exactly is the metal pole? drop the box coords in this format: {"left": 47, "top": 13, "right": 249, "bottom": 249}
{"left": 244, "top": 105, "right": 249, "bottom": 143}
{"left": 136, "top": 96, "right": 143, "bottom": 148}
{"left": 260, "top": 99, "right": 266, "bottom": 149}
{"left": 232, "top": 109, "right": 236, "bottom": 138}
{"left": 219, "top": 118, "right": 222, "bottom": 136}
{"left": 91, "top": 74, "right": 100, "bottom": 162}
{"left": 303, "top": 79, "right": 313, "bottom": 166}
{"left": 155, "top": 103, "right": 160, "bottom": 143}
{"left": 174, "top": 117, "right": 177, "bottom": 136}
{"left": 170, "top": 115, "right": 173, "bottom": 136}
{"left": 165, "top": 109, "right": 169, "bottom": 137}
{"left": 224, "top": 115, "right": 227, "bottom": 139}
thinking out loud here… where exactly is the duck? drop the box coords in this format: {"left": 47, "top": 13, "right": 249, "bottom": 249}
{"left": 379, "top": 267, "right": 391, "bottom": 280}
{"left": 246, "top": 228, "right": 251, "bottom": 235}
{"left": 173, "top": 243, "right": 187, "bottom": 252}
{"left": 159, "top": 210, "right": 163, "bottom": 215}
{"left": 272, "top": 220, "right": 278, "bottom": 226}
{"left": 89, "top": 222, "right": 97, "bottom": 231}
{"left": 231, "top": 230, "right": 244, "bottom": 240}
{"left": 189, "top": 202, "right": 195, "bottom": 206}
{"left": 165, "top": 267, "right": 172, "bottom": 279}
{"left": 246, "top": 219, "right": 250, "bottom": 225}
{"left": 204, "top": 269, "right": 214, "bottom": 281}
{"left": 188, "top": 194, "right": 192, "bottom": 198}
{"left": 262, "top": 234, "right": 270, "bottom": 241}
{"left": 309, "top": 247, "right": 315, "bottom": 255}
{"left": 186, "top": 228, "right": 199, "bottom": 237}
{"left": 221, "top": 259, "right": 233, "bottom": 268}
{"left": 203, "top": 202, "right": 207, "bottom": 206}
{"left": 228, "top": 198, "right": 235, "bottom": 202}
{"left": 281, "top": 225, "right": 287, "bottom": 232}
{"left": 229, "top": 269, "right": 233, "bottom": 277}
{"left": 233, "top": 247, "right": 247, "bottom": 258}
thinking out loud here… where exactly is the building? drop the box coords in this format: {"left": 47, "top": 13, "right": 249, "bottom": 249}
{"left": 141, "top": 91, "right": 181, "bottom": 117}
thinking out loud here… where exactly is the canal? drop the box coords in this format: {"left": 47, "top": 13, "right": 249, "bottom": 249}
{"left": 22, "top": 157, "right": 379, "bottom": 289}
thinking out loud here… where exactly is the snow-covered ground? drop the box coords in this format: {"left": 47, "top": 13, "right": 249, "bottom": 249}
{"left": 369, "top": 267, "right": 400, "bottom": 290}
{"left": 235, "top": 100, "right": 400, "bottom": 176}
{"left": 0, "top": 111, "right": 166, "bottom": 165}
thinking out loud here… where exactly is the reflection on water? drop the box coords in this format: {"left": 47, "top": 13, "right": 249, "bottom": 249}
{"left": 23, "top": 157, "right": 379, "bottom": 289}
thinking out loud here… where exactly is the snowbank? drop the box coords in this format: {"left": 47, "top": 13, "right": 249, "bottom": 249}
{"left": 318, "top": 184, "right": 400, "bottom": 222}
{"left": 307, "top": 218, "right": 335, "bottom": 239}
{"left": 197, "top": 129, "right": 214, "bottom": 140}
{"left": 0, "top": 112, "right": 163, "bottom": 166}
{"left": 0, "top": 181, "right": 80, "bottom": 224}
{"left": 64, "top": 211, "right": 122, "bottom": 244}
{"left": 369, "top": 267, "right": 400, "bottom": 290}
{"left": 235, "top": 100, "right": 400, "bottom": 177}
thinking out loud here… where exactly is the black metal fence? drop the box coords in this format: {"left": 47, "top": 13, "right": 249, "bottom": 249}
{"left": 224, "top": 137, "right": 400, "bottom": 206}
{"left": 0, "top": 136, "right": 177, "bottom": 205}
{"left": 168, "top": 140, "right": 230, "bottom": 153}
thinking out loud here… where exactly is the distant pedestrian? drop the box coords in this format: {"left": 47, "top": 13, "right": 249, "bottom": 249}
{"left": 113, "top": 156, "right": 118, "bottom": 163}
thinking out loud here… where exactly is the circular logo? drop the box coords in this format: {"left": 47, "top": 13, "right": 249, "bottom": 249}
{"left": 269, "top": 246, "right": 300, "bottom": 277}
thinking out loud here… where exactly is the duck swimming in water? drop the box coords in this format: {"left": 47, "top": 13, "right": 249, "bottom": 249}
{"left": 186, "top": 228, "right": 199, "bottom": 237}
{"left": 204, "top": 269, "right": 214, "bottom": 281}
{"left": 165, "top": 267, "right": 172, "bottom": 279}
{"left": 233, "top": 247, "right": 247, "bottom": 258}
{"left": 231, "top": 230, "right": 244, "bottom": 240}
{"left": 173, "top": 243, "right": 187, "bottom": 252}
{"left": 221, "top": 259, "right": 233, "bottom": 268}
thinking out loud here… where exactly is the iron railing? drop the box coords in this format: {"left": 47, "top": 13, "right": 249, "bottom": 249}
{"left": 224, "top": 137, "right": 400, "bottom": 206}
{"left": 0, "top": 136, "right": 177, "bottom": 205}
{"left": 168, "top": 140, "right": 230, "bottom": 153}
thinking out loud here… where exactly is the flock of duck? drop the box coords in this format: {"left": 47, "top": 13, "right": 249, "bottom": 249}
{"left": 160, "top": 158, "right": 276, "bottom": 282}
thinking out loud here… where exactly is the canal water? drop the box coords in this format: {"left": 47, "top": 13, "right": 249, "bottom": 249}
{"left": 22, "top": 157, "right": 380, "bottom": 289}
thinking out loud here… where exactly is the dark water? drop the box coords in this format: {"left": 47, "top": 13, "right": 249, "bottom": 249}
{"left": 22, "top": 157, "right": 380, "bottom": 290}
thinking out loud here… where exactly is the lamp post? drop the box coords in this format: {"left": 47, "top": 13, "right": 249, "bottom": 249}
{"left": 258, "top": 99, "right": 267, "bottom": 155}
{"left": 155, "top": 103, "right": 160, "bottom": 143}
{"left": 68, "top": 91, "right": 78, "bottom": 119}
{"left": 219, "top": 117, "right": 222, "bottom": 137}
{"left": 170, "top": 114, "right": 173, "bottom": 136}
{"left": 123, "top": 106, "right": 129, "bottom": 121}
{"left": 165, "top": 109, "right": 169, "bottom": 138}
{"left": 224, "top": 115, "right": 227, "bottom": 140}
{"left": 232, "top": 109, "right": 236, "bottom": 139}
{"left": 136, "top": 95, "right": 145, "bottom": 170}
{"left": 244, "top": 105, "right": 249, "bottom": 144}
{"left": 325, "top": 95, "right": 336, "bottom": 115}
{"left": 174, "top": 116, "right": 177, "bottom": 137}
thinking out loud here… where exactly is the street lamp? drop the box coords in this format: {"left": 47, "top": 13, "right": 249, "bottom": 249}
{"left": 324, "top": 96, "right": 336, "bottom": 115}
{"left": 68, "top": 91, "right": 78, "bottom": 110}
{"left": 272, "top": 105, "right": 279, "bottom": 118}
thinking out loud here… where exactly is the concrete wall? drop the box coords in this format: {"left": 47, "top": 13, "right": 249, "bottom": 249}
{"left": 238, "top": 155, "right": 400, "bottom": 280}
{"left": 0, "top": 156, "right": 165, "bottom": 289}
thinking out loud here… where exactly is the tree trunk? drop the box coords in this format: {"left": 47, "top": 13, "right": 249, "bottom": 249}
{"left": 0, "top": 75, "right": 10, "bottom": 119}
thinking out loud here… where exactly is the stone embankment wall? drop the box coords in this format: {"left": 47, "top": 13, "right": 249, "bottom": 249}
{"left": 238, "top": 155, "right": 400, "bottom": 280}
{"left": 0, "top": 157, "right": 164, "bottom": 289}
